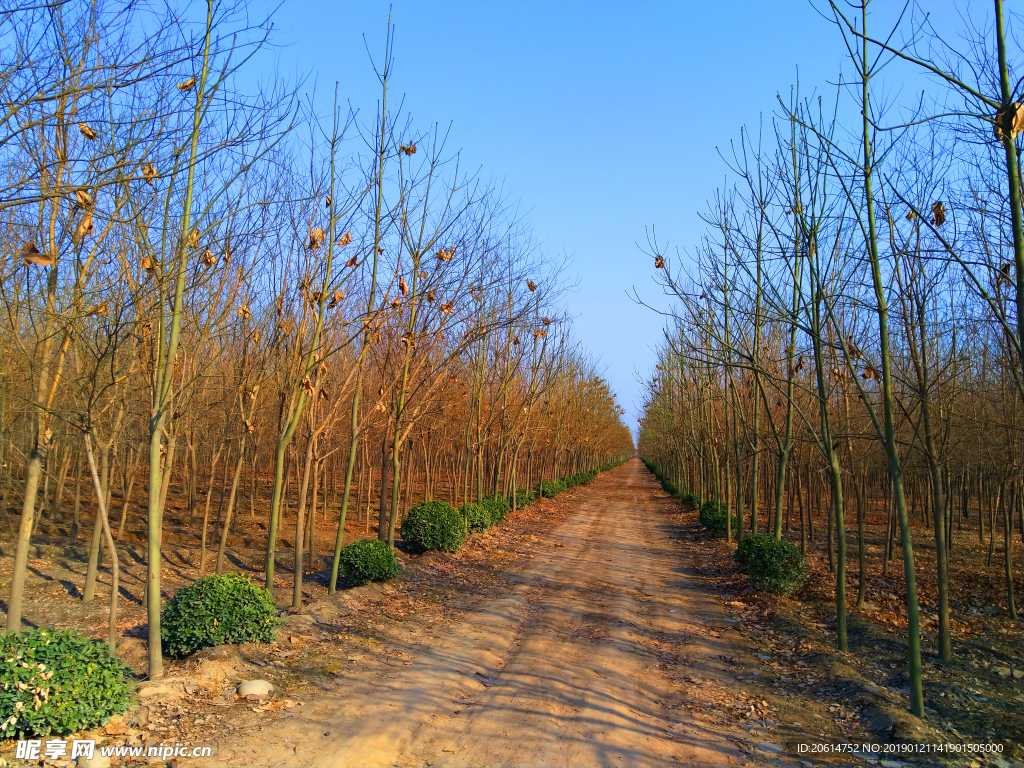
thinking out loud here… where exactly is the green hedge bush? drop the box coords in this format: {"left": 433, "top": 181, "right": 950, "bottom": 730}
{"left": 699, "top": 500, "right": 741, "bottom": 539}
{"left": 463, "top": 502, "right": 493, "bottom": 532}
{"left": 640, "top": 459, "right": 685, "bottom": 497}
{"left": 537, "top": 479, "right": 566, "bottom": 498}
{"left": 563, "top": 471, "right": 595, "bottom": 488}
{"left": 480, "top": 494, "right": 510, "bottom": 522}
{"left": 402, "top": 500, "right": 466, "bottom": 553}
{"left": 0, "top": 628, "right": 133, "bottom": 739}
{"left": 514, "top": 487, "right": 536, "bottom": 509}
{"left": 734, "top": 533, "right": 808, "bottom": 595}
{"left": 161, "top": 574, "right": 279, "bottom": 656}
{"left": 338, "top": 538, "right": 402, "bottom": 585}
{"left": 680, "top": 492, "right": 701, "bottom": 511}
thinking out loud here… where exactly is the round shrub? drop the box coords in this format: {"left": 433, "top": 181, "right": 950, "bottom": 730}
{"left": 338, "top": 537, "right": 402, "bottom": 585}
{"left": 537, "top": 479, "right": 566, "bottom": 498}
{"left": 0, "top": 628, "right": 132, "bottom": 739}
{"left": 565, "top": 471, "right": 596, "bottom": 488}
{"left": 463, "top": 502, "right": 493, "bottom": 533}
{"left": 402, "top": 500, "right": 466, "bottom": 553}
{"left": 699, "top": 500, "right": 741, "bottom": 538}
{"left": 480, "top": 494, "right": 510, "bottom": 522}
{"left": 680, "top": 492, "right": 701, "bottom": 511}
{"left": 734, "top": 532, "right": 773, "bottom": 570}
{"left": 514, "top": 487, "right": 536, "bottom": 509}
{"left": 161, "top": 573, "right": 279, "bottom": 657}
{"left": 735, "top": 533, "right": 808, "bottom": 595}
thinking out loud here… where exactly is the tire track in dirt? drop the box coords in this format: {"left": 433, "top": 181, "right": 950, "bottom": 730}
{"left": 214, "top": 460, "right": 802, "bottom": 767}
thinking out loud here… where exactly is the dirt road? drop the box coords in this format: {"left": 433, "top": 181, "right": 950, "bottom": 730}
{"left": 215, "top": 460, "right": 799, "bottom": 767}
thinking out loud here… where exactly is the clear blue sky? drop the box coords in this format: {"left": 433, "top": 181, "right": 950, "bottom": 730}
{"left": 248, "top": 0, "right": 968, "bottom": 437}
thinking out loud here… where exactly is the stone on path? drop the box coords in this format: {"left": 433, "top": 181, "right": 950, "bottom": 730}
{"left": 237, "top": 679, "right": 273, "bottom": 697}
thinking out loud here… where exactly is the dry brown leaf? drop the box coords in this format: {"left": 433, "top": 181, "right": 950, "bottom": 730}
{"left": 78, "top": 122, "right": 97, "bottom": 140}
{"left": 418, "top": 270, "right": 428, "bottom": 279}
{"left": 345, "top": 255, "right": 358, "bottom": 268}
{"left": 440, "top": 301, "right": 454, "bottom": 315}
{"left": 87, "top": 303, "right": 108, "bottom": 316}
{"left": 142, "top": 162, "right": 157, "bottom": 184}
{"left": 75, "top": 212, "right": 94, "bottom": 243}
{"left": 526, "top": 279, "right": 537, "bottom": 291}
{"left": 301, "top": 376, "right": 315, "bottom": 395}
{"left": 75, "top": 189, "right": 93, "bottom": 207}
{"left": 654, "top": 256, "right": 665, "bottom": 269}
{"left": 541, "top": 317, "right": 552, "bottom": 326}
{"left": 188, "top": 227, "right": 200, "bottom": 249}
{"left": 251, "top": 330, "right": 261, "bottom": 343}
{"left": 399, "top": 276, "right": 409, "bottom": 297}
{"left": 237, "top": 305, "right": 251, "bottom": 319}
{"left": 931, "top": 201, "right": 946, "bottom": 227}
{"left": 177, "top": 76, "right": 197, "bottom": 92}
{"left": 19, "top": 243, "right": 53, "bottom": 267}
{"left": 308, "top": 227, "right": 325, "bottom": 250}
{"left": 426, "top": 290, "right": 436, "bottom": 303}
{"left": 994, "top": 101, "right": 1024, "bottom": 140}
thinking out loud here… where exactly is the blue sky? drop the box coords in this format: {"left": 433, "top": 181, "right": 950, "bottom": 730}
{"left": 248, "top": 0, "right": 970, "bottom": 437}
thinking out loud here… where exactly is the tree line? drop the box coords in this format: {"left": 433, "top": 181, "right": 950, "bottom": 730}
{"left": 0, "top": 0, "right": 634, "bottom": 679}
{"left": 639, "top": 0, "right": 1023, "bottom": 718}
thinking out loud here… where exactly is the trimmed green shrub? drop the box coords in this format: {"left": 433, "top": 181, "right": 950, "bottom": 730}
{"left": 734, "top": 532, "right": 771, "bottom": 571}
{"left": 680, "top": 492, "right": 701, "bottom": 511}
{"left": 640, "top": 459, "right": 683, "bottom": 497}
{"left": 0, "top": 628, "right": 133, "bottom": 739}
{"left": 338, "top": 537, "right": 402, "bottom": 585}
{"left": 161, "top": 574, "right": 279, "bottom": 657}
{"left": 537, "top": 479, "right": 566, "bottom": 498}
{"left": 402, "top": 500, "right": 466, "bottom": 553}
{"left": 463, "top": 502, "right": 493, "bottom": 532}
{"left": 481, "top": 494, "right": 510, "bottom": 522}
{"left": 514, "top": 487, "right": 536, "bottom": 509}
{"left": 734, "top": 533, "right": 808, "bottom": 595}
{"left": 699, "top": 500, "right": 740, "bottom": 539}
{"left": 563, "top": 471, "right": 595, "bottom": 488}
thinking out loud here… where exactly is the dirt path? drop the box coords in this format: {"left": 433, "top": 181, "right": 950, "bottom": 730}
{"left": 214, "top": 460, "right": 801, "bottom": 768}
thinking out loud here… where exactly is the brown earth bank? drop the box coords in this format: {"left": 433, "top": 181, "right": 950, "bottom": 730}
{"left": 3, "top": 459, "right": 1022, "bottom": 768}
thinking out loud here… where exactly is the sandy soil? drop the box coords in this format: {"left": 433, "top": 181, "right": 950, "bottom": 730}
{"left": 212, "top": 460, "right": 804, "bottom": 768}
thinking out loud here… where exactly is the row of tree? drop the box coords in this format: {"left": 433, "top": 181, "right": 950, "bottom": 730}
{"left": 0, "top": 0, "right": 633, "bottom": 679}
{"left": 639, "top": 0, "right": 1022, "bottom": 717}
